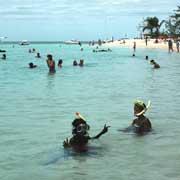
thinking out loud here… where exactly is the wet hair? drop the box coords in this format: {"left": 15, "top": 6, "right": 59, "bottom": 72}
{"left": 47, "top": 54, "right": 53, "bottom": 60}
{"left": 29, "top": 62, "right": 34, "bottom": 68}
{"left": 150, "top": 59, "right": 155, "bottom": 64}
{"left": 72, "top": 118, "right": 86, "bottom": 127}
{"left": 58, "top": 59, "right": 63, "bottom": 64}
{"left": 73, "top": 60, "right": 78, "bottom": 66}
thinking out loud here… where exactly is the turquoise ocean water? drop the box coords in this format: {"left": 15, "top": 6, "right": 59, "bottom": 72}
{"left": 0, "top": 43, "right": 180, "bottom": 180}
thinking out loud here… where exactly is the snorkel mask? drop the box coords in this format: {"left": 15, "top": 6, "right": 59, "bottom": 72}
{"left": 72, "top": 112, "right": 90, "bottom": 136}
{"left": 134, "top": 100, "right": 151, "bottom": 116}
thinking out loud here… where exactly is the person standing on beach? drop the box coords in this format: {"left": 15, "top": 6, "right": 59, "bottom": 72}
{"left": 168, "top": 39, "right": 173, "bottom": 53}
{"left": 46, "top": 54, "right": 56, "bottom": 73}
{"left": 133, "top": 42, "right": 136, "bottom": 52}
{"left": 176, "top": 41, "right": 179, "bottom": 53}
{"left": 145, "top": 36, "right": 148, "bottom": 46}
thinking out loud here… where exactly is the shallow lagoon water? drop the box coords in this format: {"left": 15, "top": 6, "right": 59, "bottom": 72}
{"left": 0, "top": 43, "right": 180, "bottom": 180}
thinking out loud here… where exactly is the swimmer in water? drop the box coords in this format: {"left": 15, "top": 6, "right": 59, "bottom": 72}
{"left": 73, "top": 60, "right": 78, "bottom": 66}
{"left": 123, "top": 100, "right": 152, "bottom": 134}
{"left": 63, "top": 112, "right": 110, "bottom": 151}
{"left": 79, "top": 59, "right": 84, "bottom": 67}
{"left": 1, "top": 54, "right": 6, "bottom": 60}
{"left": 46, "top": 54, "right": 56, "bottom": 73}
{"left": 58, "top": 59, "right": 63, "bottom": 68}
{"left": 29, "top": 62, "right": 37, "bottom": 68}
{"left": 35, "top": 53, "right": 41, "bottom": 58}
{"left": 150, "top": 60, "right": 160, "bottom": 69}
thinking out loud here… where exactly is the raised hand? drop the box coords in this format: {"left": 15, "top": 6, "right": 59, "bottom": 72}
{"left": 101, "top": 124, "right": 110, "bottom": 134}
{"left": 63, "top": 138, "right": 70, "bottom": 148}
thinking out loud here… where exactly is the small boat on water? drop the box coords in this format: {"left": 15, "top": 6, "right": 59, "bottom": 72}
{"left": 20, "top": 40, "right": 29, "bottom": 45}
{"left": 64, "top": 40, "right": 80, "bottom": 45}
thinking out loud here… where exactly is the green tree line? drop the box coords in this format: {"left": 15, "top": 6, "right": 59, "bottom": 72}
{"left": 139, "top": 6, "right": 180, "bottom": 38}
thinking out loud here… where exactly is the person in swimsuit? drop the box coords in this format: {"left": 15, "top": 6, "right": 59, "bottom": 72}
{"left": 57, "top": 59, "right": 63, "bottom": 68}
{"left": 1, "top": 54, "right": 6, "bottom": 60}
{"left": 63, "top": 112, "right": 110, "bottom": 151}
{"left": 46, "top": 54, "right": 56, "bottom": 73}
{"left": 124, "top": 100, "right": 152, "bottom": 134}
{"left": 150, "top": 60, "right": 160, "bottom": 69}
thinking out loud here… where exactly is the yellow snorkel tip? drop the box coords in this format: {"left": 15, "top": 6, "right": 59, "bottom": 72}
{"left": 75, "top": 112, "right": 86, "bottom": 121}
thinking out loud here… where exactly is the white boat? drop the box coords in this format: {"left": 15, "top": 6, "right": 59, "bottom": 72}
{"left": 64, "top": 40, "right": 80, "bottom": 45}
{"left": 20, "top": 40, "right": 29, "bottom": 45}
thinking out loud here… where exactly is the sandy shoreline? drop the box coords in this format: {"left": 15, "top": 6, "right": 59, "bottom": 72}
{"left": 103, "top": 39, "right": 179, "bottom": 52}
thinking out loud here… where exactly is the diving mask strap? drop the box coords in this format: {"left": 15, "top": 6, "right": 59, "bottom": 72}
{"left": 135, "top": 100, "right": 151, "bottom": 116}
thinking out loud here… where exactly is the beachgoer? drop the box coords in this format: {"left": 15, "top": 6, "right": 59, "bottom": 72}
{"left": 29, "top": 62, "right": 37, "bottom": 68}
{"left": 145, "top": 56, "right": 148, "bottom": 60}
{"left": 58, "top": 59, "right": 63, "bottom": 68}
{"left": 168, "top": 39, "right": 173, "bottom": 53}
{"left": 79, "top": 59, "right": 84, "bottom": 67}
{"left": 78, "top": 42, "right": 82, "bottom": 46}
{"left": 124, "top": 101, "right": 152, "bottom": 134}
{"left": 145, "top": 36, "right": 148, "bottom": 46}
{"left": 132, "top": 54, "right": 135, "bottom": 57}
{"left": 133, "top": 42, "right": 136, "bottom": 52}
{"left": 73, "top": 60, "right": 78, "bottom": 66}
{"left": 46, "top": 54, "right": 56, "bottom": 73}
{"left": 1, "top": 54, "right": 6, "bottom": 60}
{"left": 35, "top": 53, "right": 41, "bottom": 58}
{"left": 176, "top": 41, "right": 179, "bottom": 53}
{"left": 63, "top": 112, "right": 110, "bottom": 150}
{"left": 29, "top": 49, "right": 32, "bottom": 53}
{"left": 80, "top": 48, "right": 83, "bottom": 51}
{"left": 32, "top": 48, "right": 36, "bottom": 53}
{"left": 150, "top": 60, "right": 160, "bottom": 69}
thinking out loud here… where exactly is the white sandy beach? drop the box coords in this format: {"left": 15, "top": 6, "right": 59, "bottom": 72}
{"left": 104, "top": 39, "right": 179, "bottom": 52}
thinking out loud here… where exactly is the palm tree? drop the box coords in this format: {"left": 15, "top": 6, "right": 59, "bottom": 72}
{"left": 142, "top": 17, "right": 165, "bottom": 38}
{"left": 165, "top": 6, "right": 180, "bottom": 38}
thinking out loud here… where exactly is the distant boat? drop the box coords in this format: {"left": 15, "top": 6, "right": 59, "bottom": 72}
{"left": 20, "top": 40, "right": 29, "bottom": 45}
{"left": 64, "top": 40, "right": 80, "bottom": 45}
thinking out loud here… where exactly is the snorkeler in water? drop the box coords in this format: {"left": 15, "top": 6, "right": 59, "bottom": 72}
{"left": 63, "top": 112, "right": 110, "bottom": 151}
{"left": 123, "top": 100, "right": 152, "bottom": 134}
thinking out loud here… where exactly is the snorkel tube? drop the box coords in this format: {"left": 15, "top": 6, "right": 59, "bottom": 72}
{"left": 76, "top": 112, "right": 86, "bottom": 121}
{"left": 135, "top": 100, "right": 151, "bottom": 116}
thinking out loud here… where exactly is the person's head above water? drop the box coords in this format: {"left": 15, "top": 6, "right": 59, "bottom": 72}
{"left": 47, "top": 54, "right": 53, "bottom": 60}
{"left": 73, "top": 60, "right": 78, "bottom": 66}
{"left": 72, "top": 112, "right": 90, "bottom": 136}
{"left": 79, "top": 59, "right": 84, "bottom": 66}
{"left": 29, "top": 62, "right": 37, "bottom": 68}
{"left": 134, "top": 100, "right": 150, "bottom": 117}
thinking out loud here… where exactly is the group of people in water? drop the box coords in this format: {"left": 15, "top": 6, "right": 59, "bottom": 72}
{"left": 63, "top": 100, "right": 152, "bottom": 151}
{"left": 29, "top": 53, "right": 84, "bottom": 73}
{"left": 132, "top": 54, "right": 160, "bottom": 69}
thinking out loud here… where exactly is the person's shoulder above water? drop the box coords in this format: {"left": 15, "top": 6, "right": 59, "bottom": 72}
{"left": 150, "top": 59, "right": 160, "bottom": 69}
{"left": 29, "top": 62, "right": 37, "bottom": 68}
{"left": 121, "top": 100, "right": 152, "bottom": 134}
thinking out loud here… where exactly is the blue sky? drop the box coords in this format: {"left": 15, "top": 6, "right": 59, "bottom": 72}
{"left": 0, "top": 0, "right": 179, "bottom": 41}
